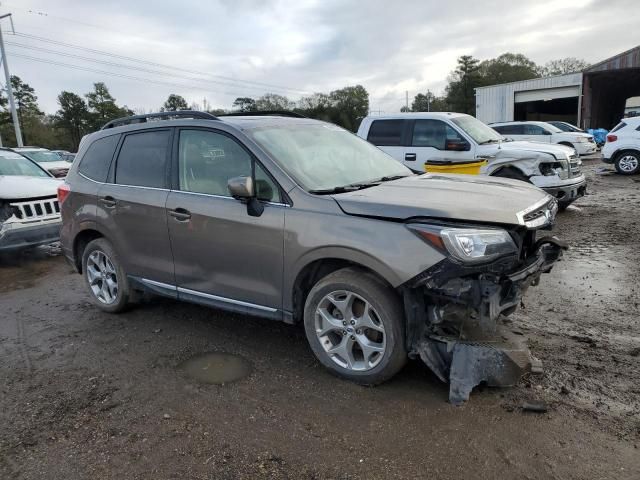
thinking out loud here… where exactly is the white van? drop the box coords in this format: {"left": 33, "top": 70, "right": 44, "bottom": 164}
{"left": 356, "top": 112, "right": 587, "bottom": 209}
{"left": 490, "top": 121, "right": 597, "bottom": 156}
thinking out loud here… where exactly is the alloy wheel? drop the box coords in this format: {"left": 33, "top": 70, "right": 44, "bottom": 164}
{"left": 86, "top": 250, "right": 118, "bottom": 304}
{"left": 618, "top": 155, "right": 639, "bottom": 173}
{"left": 314, "top": 290, "right": 386, "bottom": 371}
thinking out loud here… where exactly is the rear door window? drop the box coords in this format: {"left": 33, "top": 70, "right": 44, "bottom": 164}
{"left": 114, "top": 130, "right": 171, "bottom": 188}
{"left": 367, "top": 120, "right": 405, "bottom": 146}
{"left": 78, "top": 134, "right": 120, "bottom": 182}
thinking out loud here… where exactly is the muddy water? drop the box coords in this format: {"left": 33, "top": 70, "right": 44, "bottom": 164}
{"left": 0, "top": 245, "right": 62, "bottom": 293}
{"left": 178, "top": 352, "right": 252, "bottom": 384}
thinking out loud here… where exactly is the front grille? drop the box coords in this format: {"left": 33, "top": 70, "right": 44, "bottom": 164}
{"left": 10, "top": 196, "right": 60, "bottom": 221}
{"left": 519, "top": 198, "right": 558, "bottom": 229}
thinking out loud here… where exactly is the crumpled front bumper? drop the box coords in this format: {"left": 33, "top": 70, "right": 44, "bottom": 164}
{"left": 405, "top": 237, "right": 566, "bottom": 405}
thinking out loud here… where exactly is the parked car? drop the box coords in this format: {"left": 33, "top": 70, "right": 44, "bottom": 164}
{"left": 60, "top": 111, "right": 565, "bottom": 404}
{"left": 0, "top": 148, "right": 62, "bottom": 251}
{"left": 490, "top": 121, "right": 597, "bottom": 156}
{"left": 357, "top": 113, "right": 586, "bottom": 209}
{"left": 601, "top": 117, "right": 640, "bottom": 175}
{"left": 12, "top": 147, "right": 71, "bottom": 177}
{"left": 52, "top": 150, "right": 77, "bottom": 163}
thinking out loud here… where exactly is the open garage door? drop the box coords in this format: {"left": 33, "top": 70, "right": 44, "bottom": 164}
{"left": 582, "top": 46, "right": 640, "bottom": 129}
{"left": 514, "top": 86, "right": 581, "bottom": 103}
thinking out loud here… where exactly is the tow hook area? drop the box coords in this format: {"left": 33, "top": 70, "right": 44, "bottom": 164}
{"left": 405, "top": 237, "right": 566, "bottom": 404}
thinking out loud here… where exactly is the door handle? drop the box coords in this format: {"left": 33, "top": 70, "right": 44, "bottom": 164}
{"left": 169, "top": 208, "right": 191, "bottom": 221}
{"left": 99, "top": 196, "right": 116, "bottom": 208}
{"left": 405, "top": 153, "right": 417, "bottom": 161}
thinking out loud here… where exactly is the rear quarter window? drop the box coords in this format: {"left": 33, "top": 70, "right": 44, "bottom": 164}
{"left": 367, "top": 120, "right": 405, "bottom": 146}
{"left": 78, "top": 134, "right": 120, "bottom": 182}
{"left": 610, "top": 122, "right": 626, "bottom": 133}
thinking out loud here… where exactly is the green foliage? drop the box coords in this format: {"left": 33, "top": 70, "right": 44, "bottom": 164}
{"left": 478, "top": 53, "right": 539, "bottom": 85}
{"left": 162, "top": 94, "right": 189, "bottom": 111}
{"left": 232, "top": 97, "right": 257, "bottom": 112}
{"left": 55, "top": 91, "right": 90, "bottom": 150}
{"left": 411, "top": 91, "right": 448, "bottom": 112}
{"left": 255, "top": 93, "right": 295, "bottom": 111}
{"left": 538, "top": 57, "right": 590, "bottom": 76}
{"left": 85, "top": 82, "right": 130, "bottom": 131}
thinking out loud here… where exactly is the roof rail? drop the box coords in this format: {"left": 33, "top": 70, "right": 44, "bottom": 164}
{"left": 219, "top": 110, "right": 307, "bottom": 119}
{"left": 102, "top": 110, "right": 219, "bottom": 130}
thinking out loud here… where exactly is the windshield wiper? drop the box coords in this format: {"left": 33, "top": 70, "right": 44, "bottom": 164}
{"left": 479, "top": 139, "right": 501, "bottom": 145}
{"left": 309, "top": 175, "right": 411, "bottom": 195}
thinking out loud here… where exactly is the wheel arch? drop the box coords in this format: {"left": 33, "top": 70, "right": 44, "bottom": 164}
{"left": 287, "top": 249, "right": 401, "bottom": 324}
{"left": 72, "top": 224, "right": 111, "bottom": 273}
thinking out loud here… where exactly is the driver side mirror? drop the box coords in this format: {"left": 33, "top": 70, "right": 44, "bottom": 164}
{"left": 227, "top": 176, "right": 264, "bottom": 217}
{"left": 445, "top": 139, "right": 470, "bottom": 151}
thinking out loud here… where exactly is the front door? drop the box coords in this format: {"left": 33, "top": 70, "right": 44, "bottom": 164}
{"left": 97, "top": 128, "right": 175, "bottom": 285}
{"left": 407, "top": 119, "right": 472, "bottom": 171}
{"left": 166, "top": 128, "right": 285, "bottom": 314}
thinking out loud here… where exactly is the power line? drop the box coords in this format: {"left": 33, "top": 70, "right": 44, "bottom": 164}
{"left": 6, "top": 41, "right": 301, "bottom": 95}
{"left": 9, "top": 53, "right": 282, "bottom": 99}
{"left": 9, "top": 31, "right": 310, "bottom": 95}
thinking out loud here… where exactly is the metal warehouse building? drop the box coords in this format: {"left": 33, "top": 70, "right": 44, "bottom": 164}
{"left": 475, "top": 45, "right": 640, "bottom": 130}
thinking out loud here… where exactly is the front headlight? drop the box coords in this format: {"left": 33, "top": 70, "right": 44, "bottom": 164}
{"left": 408, "top": 225, "right": 517, "bottom": 263}
{"left": 573, "top": 136, "right": 587, "bottom": 143}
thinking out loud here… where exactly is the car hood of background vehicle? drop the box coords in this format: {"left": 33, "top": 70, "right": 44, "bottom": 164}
{"left": 0, "top": 176, "right": 61, "bottom": 199}
{"left": 497, "top": 141, "right": 574, "bottom": 157}
{"left": 333, "top": 174, "right": 550, "bottom": 225}
{"left": 37, "top": 160, "right": 71, "bottom": 171}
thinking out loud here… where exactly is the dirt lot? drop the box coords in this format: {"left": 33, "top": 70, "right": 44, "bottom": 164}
{"left": 1, "top": 158, "right": 639, "bottom": 480}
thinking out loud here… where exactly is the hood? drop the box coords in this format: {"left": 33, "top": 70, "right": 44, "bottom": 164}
{"left": 497, "top": 141, "right": 574, "bottom": 158}
{"left": 333, "top": 174, "right": 552, "bottom": 226}
{"left": 38, "top": 160, "right": 71, "bottom": 171}
{"left": 0, "top": 175, "right": 62, "bottom": 200}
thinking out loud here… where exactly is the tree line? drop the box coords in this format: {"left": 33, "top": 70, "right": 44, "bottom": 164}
{"left": 0, "top": 52, "right": 587, "bottom": 151}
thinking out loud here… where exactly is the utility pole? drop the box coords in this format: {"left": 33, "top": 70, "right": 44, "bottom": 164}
{"left": 405, "top": 91, "right": 409, "bottom": 111}
{"left": 427, "top": 89, "right": 431, "bottom": 112}
{"left": 0, "top": 13, "right": 23, "bottom": 147}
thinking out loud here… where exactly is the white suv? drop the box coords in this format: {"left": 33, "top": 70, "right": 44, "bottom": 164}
{"left": 601, "top": 117, "right": 640, "bottom": 175}
{"left": 491, "top": 121, "right": 597, "bottom": 156}
{"left": 357, "top": 113, "right": 586, "bottom": 209}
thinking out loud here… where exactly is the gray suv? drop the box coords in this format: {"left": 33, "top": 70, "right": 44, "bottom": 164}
{"left": 60, "top": 111, "right": 564, "bottom": 403}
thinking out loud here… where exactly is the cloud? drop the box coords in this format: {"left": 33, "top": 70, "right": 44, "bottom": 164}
{"left": 5, "top": 0, "right": 638, "bottom": 114}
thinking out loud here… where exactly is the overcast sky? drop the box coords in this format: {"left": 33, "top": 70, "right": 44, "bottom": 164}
{"left": 3, "top": 0, "right": 639, "bottom": 114}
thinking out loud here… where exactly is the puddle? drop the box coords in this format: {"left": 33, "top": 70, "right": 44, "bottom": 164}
{"left": 179, "top": 352, "right": 252, "bottom": 384}
{"left": 0, "top": 245, "right": 62, "bottom": 293}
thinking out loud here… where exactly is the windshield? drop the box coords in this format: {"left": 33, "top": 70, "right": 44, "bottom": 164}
{"left": 0, "top": 152, "right": 50, "bottom": 177}
{"left": 551, "top": 122, "right": 580, "bottom": 133}
{"left": 246, "top": 123, "right": 411, "bottom": 191}
{"left": 19, "top": 150, "right": 62, "bottom": 163}
{"left": 543, "top": 123, "right": 563, "bottom": 133}
{"left": 451, "top": 115, "right": 503, "bottom": 144}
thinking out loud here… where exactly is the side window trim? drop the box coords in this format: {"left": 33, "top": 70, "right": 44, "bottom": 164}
{"left": 107, "top": 127, "right": 174, "bottom": 189}
{"left": 77, "top": 133, "right": 121, "bottom": 182}
{"left": 172, "top": 127, "right": 289, "bottom": 206}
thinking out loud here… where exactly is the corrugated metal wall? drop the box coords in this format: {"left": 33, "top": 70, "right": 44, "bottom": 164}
{"left": 475, "top": 73, "right": 583, "bottom": 124}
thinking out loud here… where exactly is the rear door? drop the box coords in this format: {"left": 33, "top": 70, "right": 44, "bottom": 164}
{"left": 407, "top": 119, "right": 472, "bottom": 170}
{"left": 166, "top": 128, "right": 285, "bottom": 313}
{"left": 365, "top": 119, "right": 412, "bottom": 168}
{"left": 520, "top": 124, "right": 552, "bottom": 143}
{"left": 97, "top": 128, "right": 175, "bottom": 285}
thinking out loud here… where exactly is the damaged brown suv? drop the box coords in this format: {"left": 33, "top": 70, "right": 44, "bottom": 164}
{"left": 59, "top": 111, "right": 565, "bottom": 404}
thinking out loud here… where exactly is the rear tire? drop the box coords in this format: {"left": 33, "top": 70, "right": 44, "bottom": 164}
{"left": 303, "top": 267, "right": 407, "bottom": 385}
{"left": 614, "top": 151, "right": 640, "bottom": 175}
{"left": 81, "top": 238, "right": 131, "bottom": 313}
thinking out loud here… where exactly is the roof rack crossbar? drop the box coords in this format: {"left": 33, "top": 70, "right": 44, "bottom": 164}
{"left": 102, "top": 110, "right": 219, "bottom": 129}
{"left": 219, "top": 110, "right": 307, "bottom": 118}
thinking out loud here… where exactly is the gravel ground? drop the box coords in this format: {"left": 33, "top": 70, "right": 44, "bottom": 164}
{"left": 1, "top": 158, "right": 639, "bottom": 480}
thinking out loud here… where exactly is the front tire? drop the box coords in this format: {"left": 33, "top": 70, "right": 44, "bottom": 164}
{"left": 614, "top": 151, "right": 640, "bottom": 175}
{"left": 81, "top": 238, "right": 131, "bottom": 313}
{"left": 303, "top": 267, "right": 407, "bottom": 385}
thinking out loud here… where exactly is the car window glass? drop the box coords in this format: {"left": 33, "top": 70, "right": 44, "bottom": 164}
{"left": 78, "top": 134, "right": 120, "bottom": 182}
{"left": 524, "top": 124, "right": 545, "bottom": 135}
{"left": 0, "top": 152, "right": 50, "bottom": 177}
{"left": 115, "top": 130, "right": 170, "bottom": 188}
{"left": 412, "top": 120, "right": 463, "bottom": 149}
{"left": 610, "top": 122, "right": 626, "bottom": 133}
{"left": 367, "top": 120, "right": 404, "bottom": 146}
{"left": 179, "top": 129, "right": 279, "bottom": 201}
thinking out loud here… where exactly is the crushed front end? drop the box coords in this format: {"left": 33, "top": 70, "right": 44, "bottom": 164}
{"left": 402, "top": 197, "right": 565, "bottom": 404}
